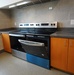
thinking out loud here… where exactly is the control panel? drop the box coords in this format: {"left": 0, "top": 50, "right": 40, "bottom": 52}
{"left": 19, "top": 22, "right": 57, "bottom": 28}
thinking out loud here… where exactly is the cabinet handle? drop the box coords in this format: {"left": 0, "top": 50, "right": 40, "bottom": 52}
{"left": 64, "top": 40, "right": 67, "bottom": 46}
{"left": 70, "top": 41, "right": 72, "bottom": 47}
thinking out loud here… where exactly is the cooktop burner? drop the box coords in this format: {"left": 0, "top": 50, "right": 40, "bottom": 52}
{"left": 10, "top": 30, "right": 56, "bottom": 36}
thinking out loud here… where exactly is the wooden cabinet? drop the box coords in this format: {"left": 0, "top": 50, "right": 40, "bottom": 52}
{"left": 2, "top": 33, "right": 11, "bottom": 53}
{"left": 68, "top": 39, "right": 74, "bottom": 73}
{"left": 50, "top": 37, "right": 68, "bottom": 71}
{"left": 51, "top": 37, "right": 74, "bottom": 74}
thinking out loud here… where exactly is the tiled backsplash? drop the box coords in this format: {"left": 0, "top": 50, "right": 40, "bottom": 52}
{"left": 12, "top": 0, "right": 74, "bottom": 28}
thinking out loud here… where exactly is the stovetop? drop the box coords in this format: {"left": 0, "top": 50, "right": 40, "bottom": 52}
{"left": 9, "top": 22, "right": 58, "bottom": 36}
{"left": 9, "top": 28, "right": 57, "bottom": 36}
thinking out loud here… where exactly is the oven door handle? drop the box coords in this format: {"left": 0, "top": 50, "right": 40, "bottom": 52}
{"left": 9, "top": 34, "right": 25, "bottom": 37}
{"left": 18, "top": 39, "right": 44, "bottom": 47}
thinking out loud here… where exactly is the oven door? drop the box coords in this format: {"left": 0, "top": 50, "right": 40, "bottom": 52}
{"left": 9, "top": 34, "right": 25, "bottom": 52}
{"left": 18, "top": 35, "right": 49, "bottom": 59}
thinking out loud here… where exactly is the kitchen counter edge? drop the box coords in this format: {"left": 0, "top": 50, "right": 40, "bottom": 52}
{"left": 50, "top": 31, "right": 74, "bottom": 39}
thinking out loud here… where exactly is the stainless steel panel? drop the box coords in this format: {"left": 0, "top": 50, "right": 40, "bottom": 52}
{"left": 12, "top": 49, "right": 26, "bottom": 60}
{"left": 9, "top": 34, "right": 25, "bottom": 37}
{"left": 18, "top": 39, "right": 45, "bottom": 46}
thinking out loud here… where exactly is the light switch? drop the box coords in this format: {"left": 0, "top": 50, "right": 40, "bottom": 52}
{"left": 71, "top": 20, "right": 74, "bottom": 25}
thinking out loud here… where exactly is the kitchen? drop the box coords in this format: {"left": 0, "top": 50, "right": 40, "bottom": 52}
{"left": 0, "top": 0, "right": 74, "bottom": 75}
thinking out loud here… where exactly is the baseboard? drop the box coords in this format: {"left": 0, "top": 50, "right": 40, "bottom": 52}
{"left": 0, "top": 49, "right": 4, "bottom": 54}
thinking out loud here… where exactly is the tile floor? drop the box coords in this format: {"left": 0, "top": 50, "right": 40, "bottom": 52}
{"left": 0, "top": 52, "right": 70, "bottom": 75}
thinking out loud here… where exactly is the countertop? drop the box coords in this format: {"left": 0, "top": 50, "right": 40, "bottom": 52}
{"left": 1, "top": 28, "right": 74, "bottom": 38}
{"left": 50, "top": 29, "right": 74, "bottom": 38}
{"left": 0, "top": 28, "right": 19, "bottom": 34}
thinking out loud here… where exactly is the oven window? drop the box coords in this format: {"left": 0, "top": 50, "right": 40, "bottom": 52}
{"left": 10, "top": 36, "right": 25, "bottom": 52}
{"left": 19, "top": 36, "right": 49, "bottom": 59}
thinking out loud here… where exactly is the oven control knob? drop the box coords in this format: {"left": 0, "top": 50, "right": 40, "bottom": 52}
{"left": 42, "top": 54, "right": 44, "bottom": 56}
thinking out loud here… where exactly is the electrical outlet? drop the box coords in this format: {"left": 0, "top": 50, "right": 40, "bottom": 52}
{"left": 49, "top": 7, "right": 53, "bottom": 10}
{"left": 71, "top": 20, "right": 74, "bottom": 25}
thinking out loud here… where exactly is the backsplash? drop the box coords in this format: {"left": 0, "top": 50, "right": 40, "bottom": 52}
{"left": 12, "top": 0, "right": 74, "bottom": 28}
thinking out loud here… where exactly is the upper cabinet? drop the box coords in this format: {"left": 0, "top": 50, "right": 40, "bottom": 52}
{"left": 0, "top": 0, "right": 22, "bottom": 8}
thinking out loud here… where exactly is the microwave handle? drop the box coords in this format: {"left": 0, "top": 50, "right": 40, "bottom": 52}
{"left": 18, "top": 40, "right": 44, "bottom": 47}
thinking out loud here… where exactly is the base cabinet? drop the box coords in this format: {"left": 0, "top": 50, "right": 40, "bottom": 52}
{"left": 68, "top": 39, "right": 74, "bottom": 73}
{"left": 2, "top": 33, "right": 11, "bottom": 53}
{"left": 51, "top": 37, "right": 74, "bottom": 74}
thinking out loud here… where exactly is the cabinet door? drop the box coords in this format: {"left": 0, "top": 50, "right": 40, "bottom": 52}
{"left": 50, "top": 37, "right": 68, "bottom": 71}
{"left": 2, "top": 33, "right": 11, "bottom": 53}
{"left": 68, "top": 39, "right": 74, "bottom": 74}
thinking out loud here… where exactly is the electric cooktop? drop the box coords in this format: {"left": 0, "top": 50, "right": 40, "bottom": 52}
{"left": 9, "top": 22, "right": 57, "bottom": 36}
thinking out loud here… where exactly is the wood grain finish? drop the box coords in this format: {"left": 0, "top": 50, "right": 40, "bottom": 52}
{"left": 50, "top": 37, "right": 68, "bottom": 71}
{"left": 68, "top": 39, "right": 74, "bottom": 74}
{"left": 2, "top": 33, "right": 11, "bottom": 53}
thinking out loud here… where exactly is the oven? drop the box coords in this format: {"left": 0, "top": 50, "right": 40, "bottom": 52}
{"left": 19, "top": 34, "right": 49, "bottom": 59}
{"left": 9, "top": 22, "right": 57, "bottom": 69}
{"left": 9, "top": 34, "right": 27, "bottom": 60}
{"left": 9, "top": 34, "right": 50, "bottom": 69}
{"left": 21, "top": 34, "right": 50, "bottom": 69}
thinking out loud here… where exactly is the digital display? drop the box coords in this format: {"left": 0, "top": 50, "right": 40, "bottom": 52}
{"left": 20, "top": 24, "right": 23, "bottom": 26}
{"left": 24, "top": 24, "right": 29, "bottom": 26}
{"left": 41, "top": 23, "right": 49, "bottom": 26}
{"left": 30, "top": 24, "right": 34, "bottom": 26}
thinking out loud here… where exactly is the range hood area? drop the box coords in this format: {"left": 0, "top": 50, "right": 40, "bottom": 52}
{"left": 18, "top": 0, "right": 56, "bottom": 8}
{"left": 1, "top": 0, "right": 57, "bottom": 9}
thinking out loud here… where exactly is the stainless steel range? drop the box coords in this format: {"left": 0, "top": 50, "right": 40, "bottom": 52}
{"left": 9, "top": 22, "right": 57, "bottom": 69}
